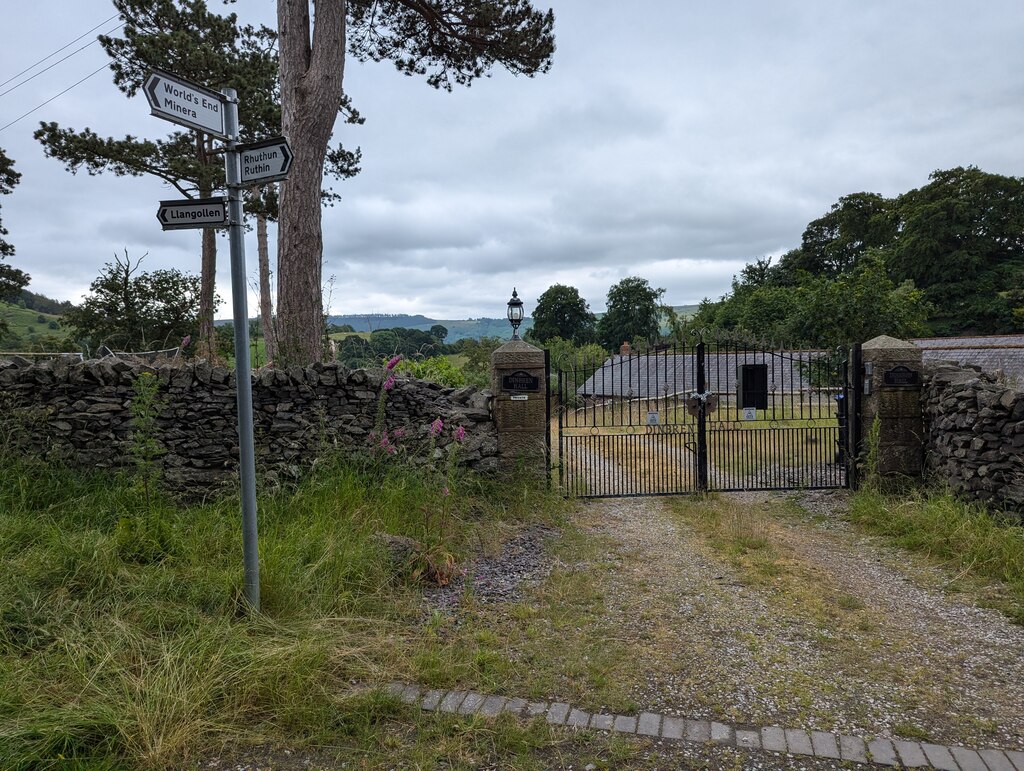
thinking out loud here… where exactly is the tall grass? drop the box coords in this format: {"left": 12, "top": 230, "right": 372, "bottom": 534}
{"left": 0, "top": 446, "right": 561, "bottom": 768}
{"left": 849, "top": 488, "right": 1024, "bottom": 623}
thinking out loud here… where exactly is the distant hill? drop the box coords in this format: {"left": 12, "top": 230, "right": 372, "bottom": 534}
{"left": 325, "top": 314, "right": 533, "bottom": 343}
{"left": 224, "top": 304, "right": 702, "bottom": 344}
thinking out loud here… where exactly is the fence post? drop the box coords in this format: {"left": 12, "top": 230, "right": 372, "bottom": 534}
{"left": 847, "top": 343, "right": 863, "bottom": 489}
{"left": 696, "top": 341, "right": 709, "bottom": 492}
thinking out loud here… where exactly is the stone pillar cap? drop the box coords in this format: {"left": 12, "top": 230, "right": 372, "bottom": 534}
{"left": 493, "top": 338, "right": 542, "bottom": 355}
{"left": 863, "top": 335, "right": 919, "bottom": 351}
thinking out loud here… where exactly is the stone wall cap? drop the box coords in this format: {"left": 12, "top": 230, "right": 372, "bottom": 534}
{"left": 863, "top": 335, "right": 919, "bottom": 351}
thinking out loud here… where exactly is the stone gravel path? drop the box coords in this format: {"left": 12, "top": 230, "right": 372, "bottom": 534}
{"left": 407, "top": 488, "right": 1024, "bottom": 768}
{"left": 579, "top": 492, "right": 1024, "bottom": 748}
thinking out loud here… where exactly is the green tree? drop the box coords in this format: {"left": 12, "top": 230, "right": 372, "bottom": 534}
{"left": 275, "top": 0, "right": 556, "bottom": 365}
{"left": 429, "top": 324, "right": 449, "bottom": 343}
{"left": 0, "top": 148, "right": 30, "bottom": 308}
{"left": 889, "top": 166, "right": 1024, "bottom": 333}
{"left": 64, "top": 251, "right": 204, "bottom": 352}
{"left": 35, "top": 0, "right": 277, "bottom": 358}
{"left": 455, "top": 335, "right": 504, "bottom": 387}
{"left": 528, "top": 284, "right": 596, "bottom": 345}
{"left": 597, "top": 277, "right": 665, "bottom": 351}
{"left": 786, "top": 252, "right": 930, "bottom": 348}
{"left": 795, "top": 192, "right": 897, "bottom": 278}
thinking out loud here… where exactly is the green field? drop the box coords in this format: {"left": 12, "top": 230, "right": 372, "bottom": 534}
{"left": 0, "top": 302, "right": 63, "bottom": 338}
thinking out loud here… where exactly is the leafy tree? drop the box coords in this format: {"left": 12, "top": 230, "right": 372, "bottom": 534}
{"left": 64, "top": 251, "right": 204, "bottom": 352}
{"left": 275, "top": 0, "right": 556, "bottom": 365}
{"left": 785, "top": 251, "right": 931, "bottom": 348}
{"left": 795, "top": 192, "right": 897, "bottom": 278}
{"left": 596, "top": 277, "right": 665, "bottom": 351}
{"left": 695, "top": 253, "right": 930, "bottom": 349}
{"left": 0, "top": 148, "right": 30, "bottom": 310}
{"left": 455, "top": 335, "right": 505, "bottom": 386}
{"left": 889, "top": 166, "right": 1024, "bottom": 333}
{"left": 430, "top": 324, "right": 449, "bottom": 342}
{"left": 541, "top": 335, "right": 607, "bottom": 398}
{"left": 528, "top": 284, "right": 596, "bottom": 345}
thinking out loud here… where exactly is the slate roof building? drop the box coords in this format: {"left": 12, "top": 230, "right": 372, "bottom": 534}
{"left": 572, "top": 335, "right": 1024, "bottom": 401}
{"left": 576, "top": 349, "right": 832, "bottom": 400}
{"left": 912, "top": 335, "right": 1024, "bottom": 386}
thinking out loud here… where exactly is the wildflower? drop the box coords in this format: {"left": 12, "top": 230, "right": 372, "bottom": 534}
{"left": 383, "top": 374, "right": 396, "bottom": 391}
{"left": 454, "top": 425, "right": 465, "bottom": 442}
{"left": 386, "top": 355, "right": 401, "bottom": 370}
{"left": 442, "top": 486, "right": 450, "bottom": 497}
{"left": 430, "top": 418, "right": 444, "bottom": 437}
{"left": 392, "top": 428, "right": 406, "bottom": 439}
{"left": 387, "top": 445, "right": 397, "bottom": 456}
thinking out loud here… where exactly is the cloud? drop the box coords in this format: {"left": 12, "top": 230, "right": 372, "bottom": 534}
{"left": 5, "top": 0, "right": 1024, "bottom": 321}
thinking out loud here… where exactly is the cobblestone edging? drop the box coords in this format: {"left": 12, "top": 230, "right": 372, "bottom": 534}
{"left": 386, "top": 683, "right": 1024, "bottom": 770}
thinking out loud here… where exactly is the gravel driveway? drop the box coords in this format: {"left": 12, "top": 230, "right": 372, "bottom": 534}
{"left": 573, "top": 489, "right": 1024, "bottom": 753}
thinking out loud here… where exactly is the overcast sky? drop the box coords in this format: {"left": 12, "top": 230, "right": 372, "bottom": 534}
{"left": 2, "top": 1, "right": 1023, "bottom": 321}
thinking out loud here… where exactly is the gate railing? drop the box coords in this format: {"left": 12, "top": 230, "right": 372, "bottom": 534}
{"left": 553, "top": 340, "right": 853, "bottom": 498}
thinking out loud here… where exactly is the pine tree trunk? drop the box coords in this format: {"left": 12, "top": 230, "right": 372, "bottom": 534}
{"left": 196, "top": 133, "right": 217, "bottom": 361}
{"left": 275, "top": 0, "right": 347, "bottom": 366}
{"left": 256, "top": 212, "right": 277, "bottom": 363}
{"left": 198, "top": 226, "right": 217, "bottom": 360}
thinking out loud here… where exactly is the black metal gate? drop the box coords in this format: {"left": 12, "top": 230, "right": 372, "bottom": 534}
{"left": 554, "top": 338, "right": 855, "bottom": 498}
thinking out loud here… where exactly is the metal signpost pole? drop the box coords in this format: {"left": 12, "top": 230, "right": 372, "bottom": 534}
{"left": 222, "top": 87, "right": 260, "bottom": 612}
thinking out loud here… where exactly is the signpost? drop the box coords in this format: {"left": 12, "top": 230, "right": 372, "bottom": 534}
{"left": 157, "top": 197, "right": 227, "bottom": 230}
{"left": 144, "top": 72, "right": 294, "bottom": 613}
{"left": 237, "top": 137, "right": 293, "bottom": 186}
{"left": 144, "top": 70, "right": 226, "bottom": 138}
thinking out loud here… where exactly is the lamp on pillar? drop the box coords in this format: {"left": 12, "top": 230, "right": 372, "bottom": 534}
{"left": 506, "top": 288, "right": 525, "bottom": 340}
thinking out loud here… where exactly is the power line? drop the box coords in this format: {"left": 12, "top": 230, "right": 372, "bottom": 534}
{"left": 0, "top": 13, "right": 120, "bottom": 89}
{"left": 0, "top": 24, "right": 124, "bottom": 99}
{"left": 0, "top": 62, "right": 112, "bottom": 134}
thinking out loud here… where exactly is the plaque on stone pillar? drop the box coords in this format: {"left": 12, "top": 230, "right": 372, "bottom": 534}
{"left": 501, "top": 370, "right": 541, "bottom": 392}
{"left": 883, "top": 365, "right": 920, "bottom": 387}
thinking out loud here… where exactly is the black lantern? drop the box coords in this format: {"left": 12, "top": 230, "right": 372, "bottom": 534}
{"left": 506, "top": 287, "right": 525, "bottom": 340}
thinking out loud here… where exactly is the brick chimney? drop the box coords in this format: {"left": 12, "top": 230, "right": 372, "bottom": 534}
{"left": 620, "top": 341, "right": 631, "bottom": 356}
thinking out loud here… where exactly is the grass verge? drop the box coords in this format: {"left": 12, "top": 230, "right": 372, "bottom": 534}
{"left": 0, "top": 448, "right": 564, "bottom": 769}
{"left": 848, "top": 488, "right": 1024, "bottom": 623}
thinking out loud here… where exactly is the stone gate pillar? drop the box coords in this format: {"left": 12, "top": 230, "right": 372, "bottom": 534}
{"left": 861, "top": 335, "right": 924, "bottom": 479}
{"left": 491, "top": 339, "right": 548, "bottom": 476}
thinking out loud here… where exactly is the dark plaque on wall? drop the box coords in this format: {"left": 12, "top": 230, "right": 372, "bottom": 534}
{"left": 883, "top": 365, "right": 920, "bottom": 387}
{"left": 502, "top": 370, "right": 541, "bottom": 392}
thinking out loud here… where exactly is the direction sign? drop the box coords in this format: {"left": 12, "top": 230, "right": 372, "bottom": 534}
{"left": 157, "top": 197, "right": 227, "bottom": 230}
{"left": 144, "top": 70, "right": 227, "bottom": 138}
{"left": 237, "top": 136, "right": 293, "bottom": 185}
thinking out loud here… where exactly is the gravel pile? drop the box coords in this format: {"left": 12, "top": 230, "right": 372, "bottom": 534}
{"left": 423, "top": 525, "right": 560, "bottom": 612}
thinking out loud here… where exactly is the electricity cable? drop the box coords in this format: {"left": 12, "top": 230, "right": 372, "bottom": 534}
{"left": 0, "top": 13, "right": 119, "bottom": 89}
{"left": 0, "top": 24, "right": 124, "bottom": 99}
{"left": 0, "top": 63, "right": 112, "bottom": 134}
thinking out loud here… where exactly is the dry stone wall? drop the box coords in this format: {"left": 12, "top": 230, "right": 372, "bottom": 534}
{"left": 922, "top": 360, "right": 1024, "bottom": 517}
{"left": 0, "top": 357, "right": 497, "bottom": 492}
